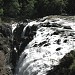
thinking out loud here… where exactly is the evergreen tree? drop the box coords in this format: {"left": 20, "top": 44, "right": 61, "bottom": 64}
{"left": 20, "top": 0, "right": 37, "bottom": 19}
{"left": 35, "top": 0, "right": 49, "bottom": 17}
{"left": 67, "top": 0, "right": 75, "bottom": 15}
{"left": 0, "top": 0, "right": 3, "bottom": 17}
{"left": 3, "top": 0, "right": 20, "bottom": 18}
{"left": 1, "top": 0, "right": 74, "bottom": 19}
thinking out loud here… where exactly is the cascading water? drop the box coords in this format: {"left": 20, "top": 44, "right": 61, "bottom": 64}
{"left": 12, "top": 16, "right": 75, "bottom": 75}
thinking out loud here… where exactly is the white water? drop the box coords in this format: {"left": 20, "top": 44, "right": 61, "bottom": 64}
{"left": 12, "top": 23, "right": 18, "bottom": 33}
{"left": 15, "top": 16, "right": 75, "bottom": 75}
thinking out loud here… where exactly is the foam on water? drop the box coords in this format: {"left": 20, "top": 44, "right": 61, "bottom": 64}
{"left": 15, "top": 17, "right": 75, "bottom": 75}
{"left": 12, "top": 23, "right": 18, "bottom": 33}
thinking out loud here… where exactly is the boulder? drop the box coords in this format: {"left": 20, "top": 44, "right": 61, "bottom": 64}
{"left": 63, "top": 26, "right": 72, "bottom": 29}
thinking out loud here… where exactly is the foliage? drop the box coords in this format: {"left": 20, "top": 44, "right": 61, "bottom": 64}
{"left": 0, "top": 8, "right": 3, "bottom": 16}
{"left": 66, "top": 0, "right": 75, "bottom": 15}
{"left": 0, "top": 0, "right": 75, "bottom": 19}
{"left": 20, "top": 0, "right": 37, "bottom": 19}
{"left": 3, "top": 0, "right": 20, "bottom": 17}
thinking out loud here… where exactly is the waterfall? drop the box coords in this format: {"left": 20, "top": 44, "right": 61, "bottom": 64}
{"left": 12, "top": 23, "right": 18, "bottom": 33}
{"left": 12, "top": 17, "right": 75, "bottom": 75}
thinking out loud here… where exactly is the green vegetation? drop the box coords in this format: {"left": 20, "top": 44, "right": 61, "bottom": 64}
{"left": 66, "top": 0, "right": 75, "bottom": 15}
{"left": 3, "top": 0, "right": 20, "bottom": 17}
{"left": 0, "top": 23, "right": 12, "bottom": 75}
{"left": 0, "top": 0, "right": 75, "bottom": 20}
{"left": 0, "top": 0, "right": 3, "bottom": 17}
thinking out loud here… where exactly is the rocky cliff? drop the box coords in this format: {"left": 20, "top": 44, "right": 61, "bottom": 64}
{"left": 0, "top": 23, "right": 13, "bottom": 75}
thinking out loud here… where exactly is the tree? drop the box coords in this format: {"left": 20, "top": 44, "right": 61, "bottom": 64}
{"left": 66, "top": 0, "right": 75, "bottom": 15}
{"left": 34, "top": 0, "right": 49, "bottom": 17}
{"left": 47, "top": 0, "right": 67, "bottom": 15}
{"left": 3, "top": 0, "right": 20, "bottom": 18}
{"left": 20, "top": 0, "right": 37, "bottom": 19}
{"left": 0, "top": 0, "right": 3, "bottom": 16}
{"left": 1, "top": 0, "right": 74, "bottom": 19}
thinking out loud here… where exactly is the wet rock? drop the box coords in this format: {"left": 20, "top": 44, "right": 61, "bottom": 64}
{"left": 38, "top": 41, "right": 47, "bottom": 47}
{"left": 24, "top": 26, "right": 31, "bottom": 36}
{"left": 63, "top": 26, "right": 72, "bottom": 29}
{"left": 13, "top": 23, "right": 26, "bottom": 58}
{"left": 43, "top": 22, "right": 51, "bottom": 27}
{"left": 33, "top": 44, "right": 38, "bottom": 47}
{"left": 69, "top": 33, "right": 74, "bottom": 36}
{"left": 47, "top": 51, "right": 74, "bottom": 75}
{"left": 13, "top": 23, "right": 25, "bottom": 41}
{"left": 23, "top": 25, "right": 37, "bottom": 37}
{"left": 13, "top": 23, "right": 38, "bottom": 58}
{"left": 57, "top": 39, "right": 61, "bottom": 45}
{"left": 52, "top": 30, "right": 60, "bottom": 35}
{"left": 44, "top": 43, "right": 50, "bottom": 46}
{"left": 31, "top": 24, "right": 38, "bottom": 31}
{"left": 20, "top": 25, "right": 37, "bottom": 50}
{"left": 52, "top": 23, "right": 61, "bottom": 27}
{"left": 56, "top": 47, "right": 61, "bottom": 51}
{"left": 19, "top": 37, "right": 33, "bottom": 54}
{"left": 63, "top": 39, "right": 68, "bottom": 43}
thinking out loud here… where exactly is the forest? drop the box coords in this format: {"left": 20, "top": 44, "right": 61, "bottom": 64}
{"left": 0, "top": 0, "right": 75, "bottom": 20}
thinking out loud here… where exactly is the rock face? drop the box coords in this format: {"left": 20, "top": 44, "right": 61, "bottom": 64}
{"left": 12, "top": 16, "right": 75, "bottom": 75}
{"left": 0, "top": 23, "right": 12, "bottom": 75}
{"left": 47, "top": 50, "right": 75, "bottom": 75}
{"left": 13, "top": 22, "right": 38, "bottom": 56}
{"left": 12, "top": 22, "right": 38, "bottom": 72}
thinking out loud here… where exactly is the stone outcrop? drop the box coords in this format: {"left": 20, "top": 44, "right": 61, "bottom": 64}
{"left": 0, "top": 23, "right": 12, "bottom": 75}
{"left": 47, "top": 50, "right": 75, "bottom": 75}
{"left": 13, "top": 23, "right": 38, "bottom": 56}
